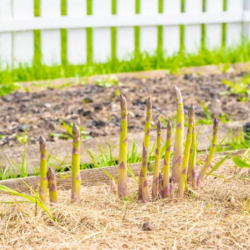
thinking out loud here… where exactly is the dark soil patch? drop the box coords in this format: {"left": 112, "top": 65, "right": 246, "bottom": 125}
{"left": 1, "top": 71, "right": 249, "bottom": 146}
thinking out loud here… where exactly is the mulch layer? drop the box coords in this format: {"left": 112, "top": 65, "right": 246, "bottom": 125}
{"left": 1, "top": 156, "right": 250, "bottom": 249}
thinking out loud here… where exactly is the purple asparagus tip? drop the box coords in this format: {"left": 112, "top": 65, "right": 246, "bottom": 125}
{"left": 188, "top": 104, "right": 195, "bottom": 118}
{"left": 39, "top": 136, "right": 46, "bottom": 151}
{"left": 167, "top": 120, "right": 172, "bottom": 130}
{"left": 174, "top": 86, "right": 183, "bottom": 102}
{"left": 120, "top": 94, "right": 127, "bottom": 109}
{"left": 39, "top": 136, "right": 46, "bottom": 146}
{"left": 213, "top": 118, "right": 219, "bottom": 128}
{"left": 157, "top": 121, "right": 162, "bottom": 131}
{"left": 146, "top": 97, "right": 152, "bottom": 110}
{"left": 72, "top": 124, "right": 80, "bottom": 140}
{"left": 47, "top": 167, "right": 55, "bottom": 180}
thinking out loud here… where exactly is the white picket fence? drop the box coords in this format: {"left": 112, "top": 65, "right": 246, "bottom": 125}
{"left": 0, "top": 0, "right": 250, "bottom": 67}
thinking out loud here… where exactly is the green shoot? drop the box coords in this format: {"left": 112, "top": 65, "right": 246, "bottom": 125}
{"left": 0, "top": 184, "right": 53, "bottom": 220}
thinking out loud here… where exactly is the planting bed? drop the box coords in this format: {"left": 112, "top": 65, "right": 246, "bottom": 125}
{"left": 1, "top": 65, "right": 250, "bottom": 249}
{"left": 1, "top": 155, "right": 250, "bottom": 250}
{"left": 1, "top": 65, "right": 250, "bottom": 147}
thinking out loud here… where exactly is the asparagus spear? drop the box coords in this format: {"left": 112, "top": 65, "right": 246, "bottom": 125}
{"left": 187, "top": 124, "right": 197, "bottom": 184}
{"left": 39, "top": 136, "right": 47, "bottom": 203}
{"left": 118, "top": 94, "right": 128, "bottom": 198}
{"left": 138, "top": 97, "right": 152, "bottom": 202}
{"left": 47, "top": 167, "right": 58, "bottom": 203}
{"left": 162, "top": 121, "right": 172, "bottom": 198}
{"left": 197, "top": 118, "right": 219, "bottom": 188}
{"left": 178, "top": 104, "right": 194, "bottom": 199}
{"left": 152, "top": 121, "right": 162, "bottom": 200}
{"left": 71, "top": 124, "right": 81, "bottom": 203}
{"left": 171, "top": 86, "right": 184, "bottom": 183}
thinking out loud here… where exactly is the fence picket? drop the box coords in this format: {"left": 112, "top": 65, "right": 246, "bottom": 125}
{"left": 0, "top": 0, "right": 12, "bottom": 68}
{"left": 13, "top": 0, "right": 34, "bottom": 66}
{"left": 67, "top": 0, "right": 87, "bottom": 64}
{"left": 140, "top": 0, "right": 158, "bottom": 53}
{"left": 117, "top": 0, "right": 135, "bottom": 60}
{"left": 226, "top": 0, "right": 243, "bottom": 47}
{"left": 41, "top": 0, "right": 61, "bottom": 65}
{"left": 244, "top": 0, "right": 250, "bottom": 39}
{"left": 0, "top": 0, "right": 248, "bottom": 67}
{"left": 92, "top": 0, "right": 112, "bottom": 62}
{"left": 185, "top": 0, "right": 203, "bottom": 52}
{"left": 163, "top": 0, "right": 181, "bottom": 55}
{"left": 206, "top": 0, "right": 223, "bottom": 49}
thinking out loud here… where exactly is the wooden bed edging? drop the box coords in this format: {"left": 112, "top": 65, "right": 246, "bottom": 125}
{"left": 0, "top": 121, "right": 245, "bottom": 177}
{"left": 0, "top": 149, "right": 245, "bottom": 193}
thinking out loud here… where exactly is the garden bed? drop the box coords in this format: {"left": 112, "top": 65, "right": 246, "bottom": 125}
{"left": 1, "top": 64, "right": 250, "bottom": 147}
{"left": 1, "top": 63, "right": 250, "bottom": 249}
{"left": 1, "top": 153, "right": 250, "bottom": 250}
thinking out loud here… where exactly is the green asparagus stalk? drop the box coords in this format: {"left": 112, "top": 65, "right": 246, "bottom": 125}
{"left": 197, "top": 118, "right": 219, "bottom": 188}
{"left": 178, "top": 104, "right": 194, "bottom": 199}
{"left": 71, "top": 124, "right": 81, "bottom": 203}
{"left": 39, "top": 136, "right": 47, "bottom": 203}
{"left": 162, "top": 121, "right": 172, "bottom": 198}
{"left": 138, "top": 97, "right": 152, "bottom": 202}
{"left": 172, "top": 86, "right": 184, "bottom": 183}
{"left": 118, "top": 94, "right": 128, "bottom": 198}
{"left": 187, "top": 124, "right": 197, "bottom": 184}
{"left": 152, "top": 121, "right": 162, "bottom": 200}
{"left": 47, "top": 167, "right": 58, "bottom": 203}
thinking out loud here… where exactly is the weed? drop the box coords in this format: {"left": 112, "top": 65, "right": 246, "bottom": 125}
{"left": 49, "top": 120, "right": 92, "bottom": 140}
{"left": 196, "top": 101, "right": 213, "bottom": 125}
{"left": 95, "top": 75, "right": 122, "bottom": 88}
{"left": 220, "top": 75, "right": 250, "bottom": 102}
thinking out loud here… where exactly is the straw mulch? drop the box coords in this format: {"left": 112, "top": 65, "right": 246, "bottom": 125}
{"left": 1, "top": 157, "right": 250, "bottom": 250}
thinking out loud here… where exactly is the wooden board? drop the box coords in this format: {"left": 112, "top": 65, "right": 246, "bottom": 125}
{"left": 0, "top": 148, "right": 245, "bottom": 193}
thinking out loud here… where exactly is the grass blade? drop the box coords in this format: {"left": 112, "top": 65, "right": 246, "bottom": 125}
{"left": 206, "top": 154, "right": 231, "bottom": 177}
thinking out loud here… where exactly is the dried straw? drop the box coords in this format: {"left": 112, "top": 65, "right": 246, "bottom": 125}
{"left": 0, "top": 156, "right": 250, "bottom": 249}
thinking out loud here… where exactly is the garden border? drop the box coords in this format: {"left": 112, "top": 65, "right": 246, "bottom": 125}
{"left": 0, "top": 149, "right": 245, "bottom": 193}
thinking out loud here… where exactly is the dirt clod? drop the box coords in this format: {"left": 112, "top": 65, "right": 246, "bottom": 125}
{"left": 142, "top": 221, "right": 153, "bottom": 231}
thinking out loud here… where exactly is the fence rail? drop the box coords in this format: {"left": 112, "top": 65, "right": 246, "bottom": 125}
{"left": 0, "top": 0, "right": 250, "bottom": 67}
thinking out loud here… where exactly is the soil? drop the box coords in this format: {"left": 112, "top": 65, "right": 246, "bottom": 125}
{"left": 1, "top": 70, "right": 250, "bottom": 147}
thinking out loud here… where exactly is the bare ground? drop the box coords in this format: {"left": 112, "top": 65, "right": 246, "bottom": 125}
{"left": 1, "top": 69, "right": 250, "bottom": 147}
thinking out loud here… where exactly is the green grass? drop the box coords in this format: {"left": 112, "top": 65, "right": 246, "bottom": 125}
{"left": 1, "top": 130, "right": 250, "bottom": 182}
{"left": 2, "top": 42, "right": 250, "bottom": 96}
